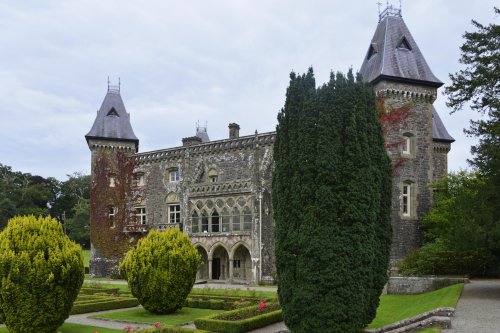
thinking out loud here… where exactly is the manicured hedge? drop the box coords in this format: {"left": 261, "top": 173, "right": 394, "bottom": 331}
{"left": 138, "top": 326, "right": 210, "bottom": 333}
{"left": 194, "top": 303, "right": 282, "bottom": 333}
{"left": 80, "top": 287, "right": 120, "bottom": 295}
{"left": 70, "top": 298, "right": 139, "bottom": 314}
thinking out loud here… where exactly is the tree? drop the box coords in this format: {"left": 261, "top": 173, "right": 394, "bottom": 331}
{"left": 399, "top": 172, "right": 499, "bottom": 276}
{"left": 273, "top": 69, "right": 392, "bottom": 333}
{"left": 120, "top": 229, "right": 201, "bottom": 314}
{"left": 445, "top": 7, "right": 500, "bottom": 177}
{"left": 65, "top": 198, "right": 90, "bottom": 248}
{"left": 0, "top": 215, "right": 84, "bottom": 333}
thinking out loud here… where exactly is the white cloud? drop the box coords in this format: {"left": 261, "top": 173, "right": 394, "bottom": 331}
{"left": 0, "top": 0, "right": 496, "bottom": 179}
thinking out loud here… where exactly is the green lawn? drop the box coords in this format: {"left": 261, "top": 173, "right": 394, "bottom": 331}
{"left": 417, "top": 328, "right": 440, "bottom": 333}
{"left": 0, "top": 323, "right": 121, "bottom": 333}
{"left": 82, "top": 249, "right": 90, "bottom": 268}
{"left": 95, "top": 307, "right": 224, "bottom": 325}
{"left": 368, "top": 284, "right": 463, "bottom": 328}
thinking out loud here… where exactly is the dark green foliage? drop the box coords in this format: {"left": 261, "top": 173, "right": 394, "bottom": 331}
{"left": 399, "top": 172, "right": 499, "bottom": 276}
{"left": 120, "top": 229, "right": 202, "bottom": 314}
{"left": 64, "top": 198, "right": 90, "bottom": 248}
{"left": 194, "top": 303, "right": 282, "bottom": 333}
{"left": 273, "top": 69, "right": 392, "bottom": 332}
{"left": 443, "top": 8, "right": 500, "bottom": 274}
{"left": 0, "top": 215, "right": 84, "bottom": 333}
{"left": 138, "top": 326, "right": 211, "bottom": 333}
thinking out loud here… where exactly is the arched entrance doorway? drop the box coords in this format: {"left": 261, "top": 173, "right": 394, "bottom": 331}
{"left": 196, "top": 245, "right": 209, "bottom": 281}
{"left": 210, "top": 244, "right": 229, "bottom": 281}
{"left": 232, "top": 244, "right": 252, "bottom": 283}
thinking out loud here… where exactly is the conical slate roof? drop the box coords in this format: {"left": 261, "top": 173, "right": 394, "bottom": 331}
{"left": 85, "top": 89, "right": 139, "bottom": 149}
{"left": 359, "top": 11, "right": 443, "bottom": 87}
{"left": 432, "top": 106, "right": 455, "bottom": 142}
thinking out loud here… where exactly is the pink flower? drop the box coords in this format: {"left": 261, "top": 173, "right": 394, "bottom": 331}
{"left": 258, "top": 301, "right": 267, "bottom": 312}
{"left": 154, "top": 322, "right": 162, "bottom": 328}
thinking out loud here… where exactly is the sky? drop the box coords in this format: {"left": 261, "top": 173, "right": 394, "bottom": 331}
{"left": 0, "top": 1, "right": 497, "bottom": 181}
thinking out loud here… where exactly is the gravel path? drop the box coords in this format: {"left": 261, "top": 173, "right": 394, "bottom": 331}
{"left": 65, "top": 306, "right": 154, "bottom": 330}
{"left": 443, "top": 279, "right": 500, "bottom": 333}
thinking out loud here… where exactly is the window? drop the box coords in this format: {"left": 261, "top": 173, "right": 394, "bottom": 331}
{"left": 211, "top": 211, "right": 220, "bottom": 233}
{"left": 402, "top": 133, "right": 414, "bottom": 156}
{"left": 168, "top": 204, "right": 180, "bottom": 224}
{"left": 402, "top": 184, "right": 411, "bottom": 216}
{"left": 222, "top": 208, "right": 230, "bottom": 232}
{"left": 108, "top": 206, "right": 116, "bottom": 228}
{"left": 135, "top": 207, "right": 147, "bottom": 225}
{"left": 109, "top": 176, "right": 116, "bottom": 187}
{"left": 208, "top": 168, "right": 218, "bottom": 183}
{"left": 134, "top": 173, "right": 145, "bottom": 187}
{"left": 232, "top": 208, "right": 240, "bottom": 231}
{"left": 169, "top": 169, "right": 180, "bottom": 182}
{"left": 233, "top": 260, "right": 241, "bottom": 268}
{"left": 192, "top": 212, "right": 200, "bottom": 233}
{"left": 243, "top": 207, "right": 252, "bottom": 231}
{"left": 202, "top": 213, "right": 209, "bottom": 232}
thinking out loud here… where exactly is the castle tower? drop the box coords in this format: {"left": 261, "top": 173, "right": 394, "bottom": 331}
{"left": 360, "top": 5, "right": 454, "bottom": 261}
{"left": 85, "top": 83, "right": 139, "bottom": 277}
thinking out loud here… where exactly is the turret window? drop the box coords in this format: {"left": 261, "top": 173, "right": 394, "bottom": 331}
{"left": 402, "top": 184, "right": 410, "bottom": 216}
{"left": 401, "top": 133, "right": 415, "bottom": 157}
{"left": 108, "top": 206, "right": 117, "bottom": 228}
{"left": 134, "top": 173, "right": 145, "bottom": 187}
{"left": 135, "top": 207, "right": 147, "bottom": 225}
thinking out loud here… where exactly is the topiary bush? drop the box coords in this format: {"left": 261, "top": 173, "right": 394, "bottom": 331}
{"left": 120, "top": 228, "right": 201, "bottom": 314}
{"left": 0, "top": 215, "right": 84, "bottom": 333}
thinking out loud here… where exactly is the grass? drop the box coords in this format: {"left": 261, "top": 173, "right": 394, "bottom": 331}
{"left": 82, "top": 249, "right": 90, "bottom": 268}
{"left": 95, "top": 307, "right": 224, "bottom": 325}
{"left": 83, "top": 281, "right": 130, "bottom": 292}
{"left": 368, "top": 283, "right": 463, "bottom": 328}
{"left": 417, "top": 328, "right": 440, "bottom": 333}
{"left": 0, "top": 323, "right": 122, "bottom": 333}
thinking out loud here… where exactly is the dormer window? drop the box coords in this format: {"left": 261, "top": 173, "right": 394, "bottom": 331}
{"left": 367, "top": 43, "right": 378, "bottom": 60}
{"left": 208, "top": 168, "right": 218, "bottom": 183}
{"left": 397, "top": 36, "right": 412, "bottom": 51}
{"left": 106, "top": 107, "right": 119, "bottom": 117}
{"left": 109, "top": 175, "right": 116, "bottom": 187}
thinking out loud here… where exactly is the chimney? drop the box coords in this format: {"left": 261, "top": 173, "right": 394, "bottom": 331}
{"left": 229, "top": 123, "right": 240, "bottom": 139}
{"left": 182, "top": 136, "right": 202, "bottom": 147}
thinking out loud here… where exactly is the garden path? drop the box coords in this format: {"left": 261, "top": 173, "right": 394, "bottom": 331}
{"left": 443, "top": 279, "right": 500, "bottom": 333}
{"left": 66, "top": 306, "right": 154, "bottom": 330}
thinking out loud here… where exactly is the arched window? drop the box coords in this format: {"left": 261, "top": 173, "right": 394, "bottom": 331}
{"left": 243, "top": 207, "right": 252, "bottom": 231}
{"left": 208, "top": 168, "right": 218, "bottom": 183}
{"left": 221, "top": 208, "right": 230, "bottom": 232}
{"left": 201, "top": 211, "right": 209, "bottom": 232}
{"left": 191, "top": 212, "right": 199, "bottom": 233}
{"left": 211, "top": 211, "right": 220, "bottom": 233}
{"left": 232, "top": 208, "right": 240, "bottom": 231}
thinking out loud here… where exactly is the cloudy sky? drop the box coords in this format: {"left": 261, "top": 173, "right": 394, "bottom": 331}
{"left": 0, "top": 1, "right": 497, "bottom": 180}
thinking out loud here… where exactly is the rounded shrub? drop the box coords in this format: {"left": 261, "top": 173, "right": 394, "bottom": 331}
{"left": 120, "top": 228, "right": 201, "bottom": 314}
{"left": 0, "top": 215, "right": 84, "bottom": 333}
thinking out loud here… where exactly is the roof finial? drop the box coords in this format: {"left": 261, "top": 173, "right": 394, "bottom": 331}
{"left": 379, "top": 1, "right": 402, "bottom": 21}
{"left": 107, "top": 77, "right": 120, "bottom": 94}
{"left": 377, "top": 2, "right": 382, "bottom": 22}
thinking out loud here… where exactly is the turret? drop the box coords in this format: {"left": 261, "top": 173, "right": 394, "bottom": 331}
{"left": 360, "top": 5, "right": 453, "bottom": 261}
{"left": 85, "top": 82, "right": 139, "bottom": 277}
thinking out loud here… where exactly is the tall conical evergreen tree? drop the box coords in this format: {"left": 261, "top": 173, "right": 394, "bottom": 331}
{"left": 273, "top": 69, "right": 391, "bottom": 333}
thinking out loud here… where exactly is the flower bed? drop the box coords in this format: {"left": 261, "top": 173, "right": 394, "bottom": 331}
{"left": 194, "top": 302, "right": 282, "bottom": 333}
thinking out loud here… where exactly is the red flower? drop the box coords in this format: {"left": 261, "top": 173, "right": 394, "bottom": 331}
{"left": 258, "top": 301, "right": 267, "bottom": 312}
{"left": 154, "top": 322, "right": 162, "bottom": 328}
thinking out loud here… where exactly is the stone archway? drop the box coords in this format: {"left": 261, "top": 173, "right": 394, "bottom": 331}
{"left": 210, "top": 244, "right": 229, "bottom": 281}
{"left": 232, "top": 243, "right": 252, "bottom": 283}
{"left": 195, "top": 245, "right": 209, "bottom": 281}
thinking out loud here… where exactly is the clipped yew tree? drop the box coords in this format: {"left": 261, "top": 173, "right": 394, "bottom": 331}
{"left": 120, "top": 228, "right": 201, "bottom": 314}
{"left": 0, "top": 215, "right": 84, "bottom": 333}
{"left": 273, "top": 69, "right": 392, "bottom": 333}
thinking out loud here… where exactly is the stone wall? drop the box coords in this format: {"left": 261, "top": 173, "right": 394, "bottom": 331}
{"left": 387, "top": 276, "right": 469, "bottom": 294}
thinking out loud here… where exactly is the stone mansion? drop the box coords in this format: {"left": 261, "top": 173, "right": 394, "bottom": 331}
{"left": 86, "top": 7, "right": 454, "bottom": 283}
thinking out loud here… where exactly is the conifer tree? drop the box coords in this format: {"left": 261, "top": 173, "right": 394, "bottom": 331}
{"left": 273, "top": 69, "right": 391, "bottom": 333}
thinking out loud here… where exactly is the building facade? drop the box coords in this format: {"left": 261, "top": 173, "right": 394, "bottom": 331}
{"left": 86, "top": 7, "right": 454, "bottom": 282}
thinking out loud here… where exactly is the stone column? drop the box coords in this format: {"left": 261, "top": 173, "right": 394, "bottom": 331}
{"left": 229, "top": 259, "right": 234, "bottom": 283}
{"left": 208, "top": 259, "right": 213, "bottom": 281}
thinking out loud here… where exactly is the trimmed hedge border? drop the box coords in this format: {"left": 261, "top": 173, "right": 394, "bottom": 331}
{"left": 138, "top": 326, "right": 211, "bottom": 333}
{"left": 194, "top": 303, "right": 283, "bottom": 333}
{"left": 70, "top": 298, "right": 139, "bottom": 314}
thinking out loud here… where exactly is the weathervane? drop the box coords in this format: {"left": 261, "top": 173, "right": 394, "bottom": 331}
{"left": 378, "top": 1, "right": 402, "bottom": 22}
{"left": 107, "top": 76, "right": 121, "bottom": 93}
